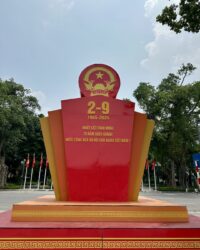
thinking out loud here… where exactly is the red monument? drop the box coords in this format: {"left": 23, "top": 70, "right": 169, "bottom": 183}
{"left": 0, "top": 64, "right": 199, "bottom": 250}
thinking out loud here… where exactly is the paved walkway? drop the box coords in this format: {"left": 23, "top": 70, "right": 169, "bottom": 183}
{"left": 142, "top": 189, "right": 200, "bottom": 217}
{"left": 0, "top": 189, "right": 199, "bottom": 216}
{"left": 0, "top": 190, "right": 51, "bottom": 212}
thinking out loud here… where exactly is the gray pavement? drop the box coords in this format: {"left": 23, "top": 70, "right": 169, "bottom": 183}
{"left": 142, "top": 189, "right": 200, "bottom": 217}
{"left": 0, "top": 190, "right": 52, "bottom": 212}
{"left": 0, "top": 189, "right": 199, "bottom": 217}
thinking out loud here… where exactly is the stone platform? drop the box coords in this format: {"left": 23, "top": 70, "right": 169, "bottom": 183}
{"left": 11, "top": 195, "right": 188, "bottom": 223}
{"left": 0, "top": 210, "right": 200, "bottom": 249}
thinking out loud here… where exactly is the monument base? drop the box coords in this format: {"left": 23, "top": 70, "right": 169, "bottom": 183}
{"left": 0, "top": 210, "right": 200, "bottom": 249}
{"left": 11, "top": 195, "right": 188, "bottom": 223}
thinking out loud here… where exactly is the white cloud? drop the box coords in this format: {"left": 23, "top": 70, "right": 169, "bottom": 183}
{"left": 142, "top": 1, "right": 200, "bottom": 82}
{"left": 49, "top": 0, "right": 75, "bottom": 11}
{"left": 144, "top": 0, "right": 159, "bottom": 17}
{"left": 144, "top": 0, "right": 179, "bottom": 17}
{"left": 67, "top": 1, "right": 75, "bottom": 10}
{"left": 31, "top": 90, "right": 49, "bottom": 115}
{"left": 42, "top": 0, "right": 75, "bottom": 30}
{"left": 31, "top": 90, "right": 46, "bottom": 103}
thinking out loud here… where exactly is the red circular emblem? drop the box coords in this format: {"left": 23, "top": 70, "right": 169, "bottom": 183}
{"left": 79, "top": 64, "right": 120, "bottom": 98}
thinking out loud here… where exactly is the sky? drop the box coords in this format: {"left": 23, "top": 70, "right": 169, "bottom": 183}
{"left": 0, "top": 0, "right": 200, "bottom": 114}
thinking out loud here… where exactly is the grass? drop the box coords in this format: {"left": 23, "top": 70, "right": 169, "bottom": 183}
{"left": 157, "top": 186, "right": 196, "bottom": 192}
{"left": 1, "top": 183, "right": 21, "bottom": 190}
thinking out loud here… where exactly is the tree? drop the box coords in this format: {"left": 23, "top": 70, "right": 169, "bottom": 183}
{"left": 156, "top": 0, "right": 200, "bottom": 33}
{"left": 133, "top": 64, "right": 200, "bottom": 187}
{"left": 0, "top": 79, "right": 43, "bottom": 187}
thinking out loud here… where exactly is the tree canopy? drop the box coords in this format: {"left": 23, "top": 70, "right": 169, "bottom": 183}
{"left": 156, "top": 0, "right": 200, "bottom": 33}
{"left": 0, "top": 79, "right": 44, "bottom": 187}
{"left": 134, "top": 63, "right": 200, "bottom": 187}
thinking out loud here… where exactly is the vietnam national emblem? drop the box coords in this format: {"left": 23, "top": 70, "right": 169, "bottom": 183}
{"left": 79, "top": 64, "right": 120, "bottom": 98}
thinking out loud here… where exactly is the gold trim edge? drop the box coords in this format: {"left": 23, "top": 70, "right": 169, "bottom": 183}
{"left": 0, "top": 237, "right": 200, "bottom": 240}
{"left": 0, "top": 239, "right": 200, "bottom": 249}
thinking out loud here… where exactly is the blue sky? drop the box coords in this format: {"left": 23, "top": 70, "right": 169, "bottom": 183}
{"left": 1, "top": 0, "right": 200, "bottom": 114}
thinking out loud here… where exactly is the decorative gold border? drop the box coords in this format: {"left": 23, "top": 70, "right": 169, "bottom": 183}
{"left": 103, "top": 240, "right": 200, "bottom": 249}
{"left": 12, "top": 210, "right": 188, "bottom": 218}
{"left": 0, "top": 238, "right": 200, "bottom": 249}
{"left": 0, "top": 240, "right": 101, "bottom": 249}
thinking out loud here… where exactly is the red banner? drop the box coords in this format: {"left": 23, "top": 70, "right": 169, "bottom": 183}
{"left": 145, "top": 159, "right": 149, "bottom": 170}
{"left": 151, "top": 160, "right": 156, "bottom": 170}
{"left": 26, "top": 154, "right": 30, "bottom": 168}
{"left": 39, "top": 154, "right": 43, "bottom": 168}
{"left": 32, "top": 154, "right": 36, "bottom": 168}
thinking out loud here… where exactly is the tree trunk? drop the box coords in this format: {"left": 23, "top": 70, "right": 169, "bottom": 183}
{"left": 0, "top": 141, "right": 8, "bottom": 188}
{"left": 179, "top": 159, "right": 186, "bottom": 188}
{"left": 171, "top": 160, "right": 176, "bottom": 187}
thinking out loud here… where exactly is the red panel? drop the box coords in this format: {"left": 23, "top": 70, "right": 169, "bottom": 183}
{"left": 102, "top": 228, "right": 200, "bottom": 250}
{"left": 61, "top": 96, "right": 134, "bottom": 201}
{"left": 102, "top": 228, "right": 200, "bottom": 238}
{"left": 1, "top": 212, "right": 200, "bottom": 250}
{"left": 0, "top": 228, "right": 101, "bottom": 238}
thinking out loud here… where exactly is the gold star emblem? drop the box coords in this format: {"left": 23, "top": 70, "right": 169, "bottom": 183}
{"left": 96, "top": 72, "right": 104, "bottom": 79}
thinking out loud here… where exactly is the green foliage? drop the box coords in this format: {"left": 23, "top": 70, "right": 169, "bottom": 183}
{"left": 0, "top": 79, "right": 40, "bottom": 154}
{"left": 4, "top": 183, "right": 21, "bottom": 189}
{"left": 134, "top": 63, "right": 200, "bottom": 187}
{"left": 157, "top": 186, "right": 186, "bottom": 192}
{"left": 123, "top": 98, "right": 131, "bottom": 102}
{"left": 0, "top": 79, "right": 45, "bottom": 186}
{"left": 156, "top": 0, "right": 200, "bottom": 33}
